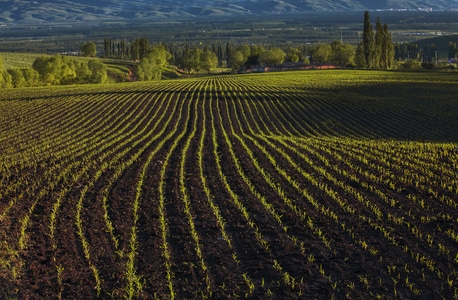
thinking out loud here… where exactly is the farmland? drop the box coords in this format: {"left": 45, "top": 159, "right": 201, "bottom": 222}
{"left": 0, "top": 70, "right": 458, "bottom": 299}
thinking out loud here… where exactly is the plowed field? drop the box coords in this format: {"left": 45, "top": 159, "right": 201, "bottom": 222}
{"left": 1, "top": 70, "right": 458, "bottom": 299}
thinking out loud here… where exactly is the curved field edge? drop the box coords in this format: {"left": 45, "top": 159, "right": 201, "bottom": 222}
{"left": 0, "top": 70, "right": 457, "bottom": 299}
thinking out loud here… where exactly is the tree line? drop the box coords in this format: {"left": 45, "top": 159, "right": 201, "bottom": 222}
{"left": 394, "top": 41, "right": 458, "bottom": 63}
{"left": 355, "top": 11, "right": 395, "bottom": 69}
{"left": 2, "top": 11, "right": 457, "bottom": 89}
{"left": 0, "top": 55, "right": 107, "bottom": 88}
{"left": 94, "top": 11, "right": 397, "bottom": 75}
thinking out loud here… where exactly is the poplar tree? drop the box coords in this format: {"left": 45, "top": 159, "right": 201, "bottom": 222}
{"left": 363, "top": 10, "right": 373, "bottom": 68}
{"left": 360, "top": 11, "right": 394, "bottom": 69}
{"left": 374, "top": 18, "right": 383, "bottom": 69}
{"left": 383, "top": 23, "right": 395, "bottom": 69}
{"left": 104, "top": 38, "right": 111, "bottom": 58}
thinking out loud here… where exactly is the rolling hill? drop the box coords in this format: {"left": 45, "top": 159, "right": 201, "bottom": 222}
{"left": 0, "top": 0, "right": 458, "bottom": 23}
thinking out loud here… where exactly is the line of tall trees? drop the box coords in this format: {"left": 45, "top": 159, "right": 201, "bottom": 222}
{"left": 394, "top": 43, "right": 439, "bottom": 63}
{"left": 356, "top": 11, "right": 395, "bottom": 69}
{"left": 173, "top": 43, "right": 290, "bottom": 73}
{"left": 103, "top": 36, "right": 359, "bottom": 74}
{"left": 103, "top": 37, "right": 152, "bottom": 61}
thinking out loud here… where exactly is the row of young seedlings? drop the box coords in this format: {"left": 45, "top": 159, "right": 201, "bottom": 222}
{"left": 221, "top": 76, "right": 365, "bottom": 138}
{"left": 308, "top": 138, "right": 458, "bottom": 290}
{"left": 94, "top": 79, "right": 196, "bottom": 256}
{"left": 1, "top": 89, "right": 146, "bottom": 212}
{"left": 2, "top": 91, "right": 148, "bottom": 294}
{"left": 178, "top": 84, "right": 214, "bottom": 297}
{"left": 324, "top": 138, "right": 457, "bottom": 231}
{"left": 98, "top": 89, "right": 171, "bottom": 255}
{"left": 69, "top": 90, "right": 169, "bottom": 297}
{"left": 230, "top": 72, "right": 456, "bottom": 142}
{"left": 1, "top": 92, "right": 116, "bottom": 168}
{"left": 198, "top": 80, "right": 257, "bottom": 297}
{"left": 223, "top": 77, "right": 439, "bottom": 296}
{"left": 0, "top": 82, "right": 172, "bottom": 174}
{"left": 245, "top": 82, "right": 456, "bottom": 296}
{"left": 73, "top": 79, "right": 197, "bottom": 298}
{"left": 278, "top": 136, "right": 455, "bottom": 294}
{"left": 227, "top": 84, "right": 388, "bottom": 295}
{"left": 211, "top": 80, "right": 286, "bottom": 297}
{"left": 210, "top": 84, "right": 267, "bottom": 297}
{"left": 95, "top": 89, "right": 178, "bottom": 298}
{"left": 345, "top": 139, "right": 458, "bottom": 208}
{"left": 121, "top": 81, "right": 198, "bottom": 299}
{"left": 24, "top": 81, "right": 187, "bottom": 297}
{"left": 258, "top": 89, "right": 450, "bottom": 291}
{"left": 74, "top": 79, "right": 195, "bottom": 298}
{"left": 328, "top": 138, "right": 458, "bottom": 243}
{"left": 155, "top": 82, "right": 201, "bottom": 299}
{"left": 0, "top": 93, "right": 122, "bottom": 214}
{"left": 218, "top": 83, "right": 314, "bottom": 295}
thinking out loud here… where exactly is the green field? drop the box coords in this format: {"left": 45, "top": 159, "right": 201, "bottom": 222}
{"left": 0, "top": 70, "right": 457, "bottom": 299}
{"left": 1, "top": 52, "right": 47, "bottom": 69}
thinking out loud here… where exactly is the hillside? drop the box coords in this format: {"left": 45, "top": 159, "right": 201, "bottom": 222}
{"left": 1, "top": 0, "right": 458, "bottom": 23}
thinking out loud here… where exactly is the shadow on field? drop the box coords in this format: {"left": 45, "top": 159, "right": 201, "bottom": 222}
{"left": 260, "top": 80, "right": 458, "bottom": 143}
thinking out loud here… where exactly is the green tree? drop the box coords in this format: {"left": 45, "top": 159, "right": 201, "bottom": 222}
{"left": 104, "top": 38, "right": 111, "bottom": 58}
{"left": 131, "top": 38, "right": 150, "bottom": 61}
{"left": 32, "top": 55, "right": 107, "bottom": 86}
{"left": 312, "top": 44, "right": 332, "bottom": 64}
{"left": 227, "top": 44, "right": 253, "bottom": 71}
{"left": 7, "top": 69, "right": 25, "bottom": 88}
{"left": 184, "top": 48, "right": 202, "bottom": 74}
{"left": 330, "top": 41, "right": 355, "bottom": 66}
{"left": 363, "top": 10, "right": 373, "bottom": 68}
{"left": 22, "top": 68, "right": 40, "bottom": 87}
{"left": 374, "top": 18, "right": 384, "bottom": 69}
{"left": 88, "top": 60, "right": 107, "bottom": 83}
{"left": 258, "top": 48, "right": 286, "bottom": 66}
{"left": 135, "top": 44, "right": 171, "bottom": 80}
{"left": 200, "top": 50, "right": 218, "bottom": 73}
{"left": 383, "top": 23, "right": 395, "bottom": 69}
{"left": 0, "top": 55, "right": 6, "bottom": 88}
{"left": 81, "top": 41, "right": 97, "bottom": 57}
{"left": 75, "top": 62, "right": 91, "bottom": 83}
{"left": 149, "top": 44, "right": 171, "bottom": 68}
{"left": 1, "top": 56, "right": 12, "bottom": 88}
{"left": 246, "top": 44, "right": 266, "bottom": 65}
{"left": 238, "top": 44, "right": 251, "bottom": 59}
{"left": 228, "top": 50, "right": 246, "bottom": 71}
{"left": 360, "top": 11, "right": 394, "bottom": 69}
{"left": 59, "top": 57, "right": 78, "bottom": 84}
{"left": 286, "top": 47, "right": 301, "bottom": 63}
{"left": 33, "top": 56, "right": 61, "bottom": 85}
{"left": 355, "top": 42, "right": 366, "bottom": 67}
{"left": 1, "top": 71, "right": 12, "bottom": 88}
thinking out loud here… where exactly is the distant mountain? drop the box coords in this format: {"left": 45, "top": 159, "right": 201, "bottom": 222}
{"left": 1, "top": 0, "right": 458, "bottom": 23}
